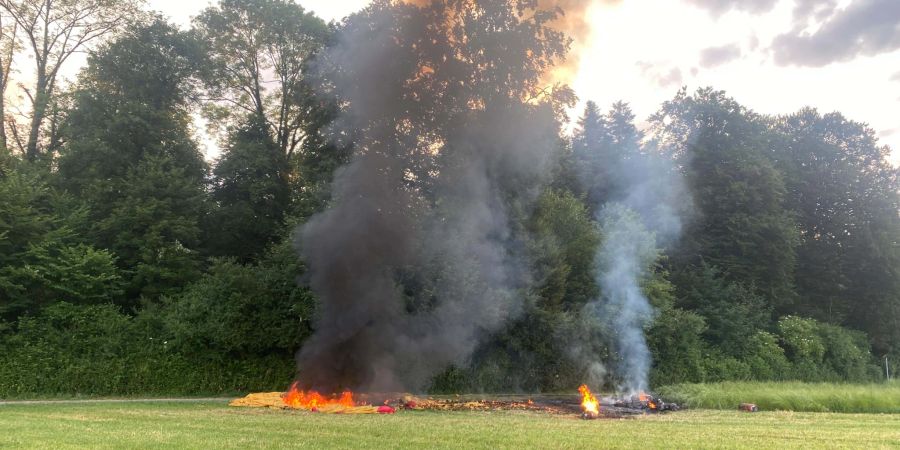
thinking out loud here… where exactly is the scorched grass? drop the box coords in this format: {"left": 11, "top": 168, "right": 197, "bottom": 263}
{"left": 1, "top": 400, "right": 899, "bottom": 449}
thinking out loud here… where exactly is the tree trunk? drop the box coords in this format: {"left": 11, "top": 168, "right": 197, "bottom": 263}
{"left": 0, "top": 88, "right": 6, "bottom": 151}
{"left": 25, "top": 75, "right": 48, "bottom": 161}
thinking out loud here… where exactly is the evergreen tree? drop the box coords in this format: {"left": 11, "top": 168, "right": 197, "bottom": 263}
{"left": 0, "top": 161, "right": 121, "bottom": 321}
{"left": 651, "top": 88, "right": 800, "bottom": 310}
{"left": 56, "top": 20, "right": 208, "bottom": 302}
{"left": 208, "top": 117, "right": 290, "bottom": 261}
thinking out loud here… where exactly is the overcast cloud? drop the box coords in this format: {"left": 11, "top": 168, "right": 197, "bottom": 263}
{"left": 772, "top": 0, "right": 900, "bottom": 67}
{"left": 700, "top": 43, "right": 743, "bottom": 67}
{"left": 684, "top": 0, "right": 777, "bottom": 16}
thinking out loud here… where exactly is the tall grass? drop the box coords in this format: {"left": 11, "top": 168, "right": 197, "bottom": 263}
{"left": 658, "top": 381, "right": 900, "bottom": 413}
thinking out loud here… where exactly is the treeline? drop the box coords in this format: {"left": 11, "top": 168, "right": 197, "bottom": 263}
{"left": 0, "top": 0, "right": 897, "bottom": 397}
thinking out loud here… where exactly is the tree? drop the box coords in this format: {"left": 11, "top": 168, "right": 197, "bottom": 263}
{"left": 573, "top": 100, "right": 644, "bottom": 206}
{"left": 193, "top": 0, "right": 331, "bottom": 159}
{"left": 56, "top": 20, "right": 207, "bottom": 301}
{"left": 0, "top": 0, "right": 142, "bottom": 161}
{"left": 674, "top": 263, "right": 771, "bottom": 356}
{"left": 527, "top": 189, "right": 600, "bottom": 311}
{"left": 774, "top": 108, "right": 900, "bottom": 356}
{"left": 0, "top": 9, "right": 18, "bottom": 150}
{"left": 208, "top": 116, "right": 290, "bottom": 261}
{"left": 651, "top": 88, "right": 799, "bottom": 310}
{"left": 0, "top": 164, "right": 122, "bottom": 321}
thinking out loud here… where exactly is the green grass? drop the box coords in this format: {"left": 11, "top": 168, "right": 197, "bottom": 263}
{"left": 1, "top": 401, "right": 899, "bottom": 449}
{"left": 658, "top": 381, "right": 900, "bottom": 413}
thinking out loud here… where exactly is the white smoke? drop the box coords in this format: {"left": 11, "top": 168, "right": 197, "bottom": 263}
{"left": 582, "top": 136, "right": 687, "bottom": 394}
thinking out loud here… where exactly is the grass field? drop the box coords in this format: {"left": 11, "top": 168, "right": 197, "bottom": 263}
{"left": 658, "top": 381, "right": 900, "bottom": 414}
{"left": 1, "top": 400, "right": 899, "bottom": 449}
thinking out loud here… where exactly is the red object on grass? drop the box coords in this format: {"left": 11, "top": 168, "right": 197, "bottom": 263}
{"left": 377, "top": 406, "right": 396, "bottom": 414}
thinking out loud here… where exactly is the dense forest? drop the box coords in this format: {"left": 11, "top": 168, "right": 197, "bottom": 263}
{"left": 0, "top": 0, "right": 897, "bottom": 396}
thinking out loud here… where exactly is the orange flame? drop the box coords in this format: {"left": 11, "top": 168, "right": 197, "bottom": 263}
{"left": 578, "top": 384, "right": 600, "bottom": 416}
{"left": 283, "top": 381, "right": 355, "bottom": 411}
{"left": 638, "top": 391, "right": 658, "bottom": 410}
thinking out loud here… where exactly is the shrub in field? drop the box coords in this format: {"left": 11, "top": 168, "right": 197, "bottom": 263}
{"left": 777, "top": 316, "right": 878, "bottom": 382}
{"left": 743, "top": 331, "right": 791, "bottom": 380}
{"left": 816, "top": 323, "right": 880, "bottom": 381}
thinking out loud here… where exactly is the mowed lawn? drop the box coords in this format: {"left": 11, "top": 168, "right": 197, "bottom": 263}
{"left": 1, "top": 401, "right": 899, "bottom": 449}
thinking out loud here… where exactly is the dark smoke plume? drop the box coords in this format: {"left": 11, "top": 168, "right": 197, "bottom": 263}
{"left": 295, "top": 0, "right": 572, "bottom": 393}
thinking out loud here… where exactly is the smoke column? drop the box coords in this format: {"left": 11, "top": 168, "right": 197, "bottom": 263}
{"left": 584, "top": 135, "right": 687, "bottom": 394}
{"left": 295, "top": 0, "right": 569, "bottom": 393}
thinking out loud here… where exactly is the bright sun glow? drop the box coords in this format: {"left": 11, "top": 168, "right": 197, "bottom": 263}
{"left": 123, "top": 1, "right": 900, "bottom": 164}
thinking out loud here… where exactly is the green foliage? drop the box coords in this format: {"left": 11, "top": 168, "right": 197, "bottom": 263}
{"left": 56, "top": 20, "right": 208, "bottom": 301}
{"left": 193, "top": 0, "right": 331, "bottom": 156}
{"left": 0, "top": 169, "right": 122, "bottom": 320}
{"left": 655, "top": 88, "right": 800, "bottom": 309}
{"left": 659, "top": 381, "right": 900, "bottom": 413}
{"left": 96, "top": 155, "right": 206, "bottom": 300}
{"left": 527, "top": 189, "right": 600, "bottom": 310}
{"left": 774, "top": 109, "right": 900, "bottom": 350}
{"left": 675, "top": 264, "right": 772, "bottom": 356}
{"left": 742, "top": 331, "right": 792, "bottom": 381}
{"left": 0, "top": 303, "right": 293, "bottom": 397}
{"left": 572, "top": 101, "right": 643, "bottom": 205}
{"left": 777, "top": 316, "right": 879, "bottom": 382}
{"left": 208, "top": 117, "right": 291, "bottom": 261}
{"left": 647, "top": 302, "right": 708, "bottom": 386}
{"left": 1, "top": 2, "right": 898, "bottom": 398}
{"left": 158, "top": 240, "right": 315, "bottom": 361}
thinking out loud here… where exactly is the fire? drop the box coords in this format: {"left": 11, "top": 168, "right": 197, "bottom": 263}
{"left": 578, "top": 384, "right": 600, "bottom": 416}
{"left": 283, "top": 381, "right": 355, "bottom": 411}
{"left": 638, "top": 391, "right": 658, "bottom": 410}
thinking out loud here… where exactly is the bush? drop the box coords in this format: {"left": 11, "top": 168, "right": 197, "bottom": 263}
{"left": 158, "top": 248, "right": 314, "bottom": 360}
{"left": 648, "top": 305, "right": 708, "bottom": 386}
{"left": 0, "top": 303, "right": 294, "bottom": 398}
{"left": 777, "top": 316, "right": 879, "bottom": 382}
{"left": 743, "top": 331, "right": 791, "bottom": 381}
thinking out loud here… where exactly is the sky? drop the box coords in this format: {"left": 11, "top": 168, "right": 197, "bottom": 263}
{"left": 16, "top": 0, "right": 900, "bottom": 163}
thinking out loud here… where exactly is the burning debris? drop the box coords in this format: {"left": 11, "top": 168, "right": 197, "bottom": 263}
{"left": 229, "top": 383, "right": 396, "bottom": 415}
{"left": 612, "top": 392, "right": 681, "bottom": 413}
{"left": 578, "top": 384, "right": 600, "bottom": 419}
{"left": 230, "top": 384, "right": 681, "bottom": 419}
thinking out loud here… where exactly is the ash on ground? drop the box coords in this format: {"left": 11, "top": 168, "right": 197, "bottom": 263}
{"left": 363, "top": 393, "right": 681, "bottom": 419}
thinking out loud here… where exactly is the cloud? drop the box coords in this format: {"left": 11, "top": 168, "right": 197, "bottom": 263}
{"left": 748, "top": 35, "right": 760, "bottom": 51}
{"left": 891, "top": 71, "right": 900, "bottom": 82}
{"left": 792, "top": 0, "right": 838, "bottom": 25}
{"left": 699, "top": 43, "right": 742, "bottom": 67}
{"left": 771, "top": 0, "right": 900, "bottom": 67}
{"left": 637, "top": 62, "right": 683, "bottom": 88}
{"left": 684, "top": 0, "right": 777, "bottom": 16}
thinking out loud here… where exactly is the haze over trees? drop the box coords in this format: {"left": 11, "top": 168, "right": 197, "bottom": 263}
{"left": 0, "top": 0, "right": 897, "bottom": 396}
